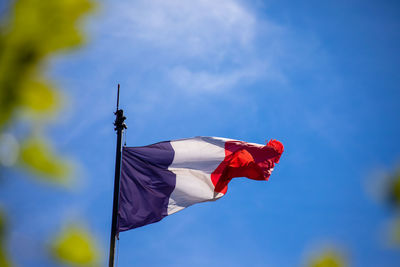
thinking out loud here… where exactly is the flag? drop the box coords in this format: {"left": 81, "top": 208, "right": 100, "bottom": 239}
{"left": 117, "top": 136, "right": 284, "bottom": 232}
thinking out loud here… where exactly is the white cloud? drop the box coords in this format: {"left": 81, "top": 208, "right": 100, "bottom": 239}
{"left": 116, "top": 0, "right": 256, "bottom": 57}
{"left": 98, "top": 0, "right": 287, "bottom": 92}
{"left": 168, "top": 63, "right": 268, "bottom": 92}
{"left": 169, "top": 66, "right": 247, "bottom": 92}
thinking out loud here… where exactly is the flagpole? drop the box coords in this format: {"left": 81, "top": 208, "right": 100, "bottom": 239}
{"left": 109, "top": 84, "right": 126, "bottom": 267}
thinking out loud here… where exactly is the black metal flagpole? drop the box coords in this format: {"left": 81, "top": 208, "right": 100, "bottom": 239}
{"left": 109, "top": 84, "right": 126, "bottom": 267}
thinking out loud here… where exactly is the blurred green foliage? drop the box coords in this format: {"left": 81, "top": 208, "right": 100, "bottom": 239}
{"left": 19, "top": 138, "right": 70, "bottom": 184}
{"left": 0, "top": 211, "right": 12, "bottom": 267}
{"left": 51, "top": 225, "right": 100, "bottom": 266}
{"left": 383, "top": 166, "right": 400, "bottom": 247}
{"left": 0, "top": 0, "right": 90, "bottom": 121}
{"left": 0, "top": 210, "right": 11, "bottom": 267}
{"left": 0, "top": 0, "right": 93, "bottom": 127}
{"left": 390, "top": 217, "right": 400, "bottom": 245}
{"left": 0, "top": 0, "right": 94, "bottom": 179}
{"left": 388, "top": 167, "right": 400, "bottom": 209}
{"left": 307, "top": 250, "right": 347, "bottom": 267}
{"left": 0, "top": 0, "right": 99, "bottom": 266}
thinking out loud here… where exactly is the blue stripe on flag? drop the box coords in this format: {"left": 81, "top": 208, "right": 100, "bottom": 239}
{"left": 118, "top": 142, "right": 176, "bottom": 231}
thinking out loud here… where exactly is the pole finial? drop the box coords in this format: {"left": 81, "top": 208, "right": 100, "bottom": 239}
{"left": 116, "top": 84, "right": 120, "bottom": 112}
{"left": 114, "top": 83, "right": 126, "bottom": 132}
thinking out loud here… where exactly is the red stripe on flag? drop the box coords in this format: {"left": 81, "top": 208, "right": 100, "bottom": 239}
{"left": 211, "top": 140, "right": 284, "bottom": 194}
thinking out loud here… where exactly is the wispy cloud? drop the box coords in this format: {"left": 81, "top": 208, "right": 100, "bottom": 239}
{"left": 102, "top": 0, "right": 286, "bottom": 92}
{"left": 115, "top": 0, "right": 256, "bottom": 56}
{"left": 168, "top": 60, "right": 286, "bottom": 92}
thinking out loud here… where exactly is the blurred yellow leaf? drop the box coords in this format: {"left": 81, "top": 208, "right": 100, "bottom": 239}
{"left": 50, "top": 225, "right": 99, "bottom": 266}
{"left": 19, "top": 138, "right": 71, "bottom": 184}
{"left": 0, "top": 211, "right": 12, "bottom": 267}
{"left": 20, "top": 79, "right": 59, "bottom": 113}
{"left": 0, "top": 247, "right": 12, "bottom": 267}
{"left": 12, "top": 0, "right": 94, "bottom": 54}
{"left": 308, "top": 251, "right": 347, "bottom": 267}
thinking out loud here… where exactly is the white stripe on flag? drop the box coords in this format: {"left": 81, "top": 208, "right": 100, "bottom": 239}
{"left": 167, "top": 137, "right": 228, "bottom": 215}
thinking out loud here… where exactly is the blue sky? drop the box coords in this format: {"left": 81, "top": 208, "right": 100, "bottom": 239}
{"left": 2, "top": 0, "right": 400, "bottom": 266}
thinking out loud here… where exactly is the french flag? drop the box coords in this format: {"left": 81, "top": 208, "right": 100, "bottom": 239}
{"left": 117, "top": 136, "right": 284, "bottom": 232}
